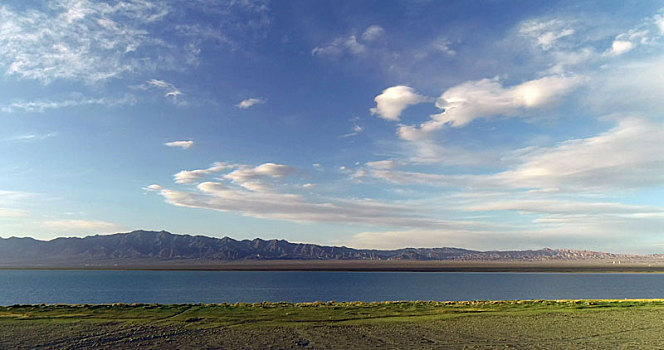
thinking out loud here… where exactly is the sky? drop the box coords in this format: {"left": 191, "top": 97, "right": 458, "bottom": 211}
{"left": 0, "top": 0, "right": 663, "bottom": 253}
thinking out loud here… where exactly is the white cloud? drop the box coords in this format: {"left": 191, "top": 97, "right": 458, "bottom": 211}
{"left": 347, "top": 11, "right": 664, "bottom": 252}
{"left": 0, "top": 208, "right": 28, "bottom": 218}
{"left": 150, "top": 160, "right": 455, "bottom": 228}
{"left": 368, "top": 118, "right": 664, "bottom": 192}
{"left": 144, "top": 184, "right": 163, "bottom": 192}
{"left": 165, "top": 90, "right": 183, "bottom": 98}
{"left": 164, "top": 140, "right": 194, "bottom": 150}
{"left": 601, "top": 15, "right": 662, "bottom": 58}
{"left": 366, "top": 160, "right": 398, "bottom": 169}
{"left": 224, "top": 163, "right": 297, "bottom": 192}
{"left": 0, "top": 94, "right": 136, "bottom": 113}
{"left": 340, "top": 118, "right": 363, "bottom": 138}
{"left": 251, "top": 163, "right": 296, "bottom": 177}
{"left": 370, "top": 85, "right": 430, "bottom": 121}
{"left": 312, "top": 35, "right": 365, "bottom": 56}
{"left": 411, "top": 37, "right": 457, "bottom": 60}
{"left": 174, "top": 162, "right": 236, "bottom": 184}
{"left": 361, "top": 25, "right": 385, "bottom": 42}
{"left": 490, "top": 118, "right": 664, "bottom": 191}
{"left": 655, "top": 14, "right": 664, "bottom": 34}
{"left": 351, "top": 168, "right": 369, "bottom": 179}
{"left": 537, "top": 29, "right": 575, "bottom": 50}
{"left": 345, "top": 215, "right": 664, "bottom": 252}
{"left": 146, "top": 79, "right": 184, "bottom": 103}
{"left": 0, "top": 190, "right": 43, "bottom": 210}
{"left": 587, "top": 54, "right": 664, "bottom": 115}
{"left": 608, "top": 40, "right": 634, "bottom": 56}
{"left": 369, "top": 168, "right": 463, "bottom": 187}
{"left": 42, "top": 219, "right": 120, "bottom": 233}
{"left": 546, "top": 47, "right": 597, "bottom": 75}
{"left": 397, "top": 75, "right": 583, "bottom": 140}
{"left": 404, "top": 139, "right": 502, "bottom": 166}
{"left": 146, "top": 79, "right": 171, "bottom": 89}
{"left": 0, "top": 1, "right": 270, "bottom": 85}
{"left": 236, "top": 98, "right": 265, "bottom": 109}
{"left": 517, "top": 13, "right": 664, "bottom": 75}
{"left": 466, "top": 199, "right": 664, "bottom": 216}
{"left": 3, "top": 133, "right": 57, "bottom": 142}
{"left": 347, "top": 229, "right": 509, "bottom": 250}
{"left": 156, "top": 182, "right": 444, "bottom": 228}
{"left": 430, "top": 38, "right": 456, "bottom": 56}
{"left": 0, "top": 1, "right": 170, "bottom": 84}
{"left": 312, "top": 25, "right": 385, "bottom": 57}
{"left": 342, "top": 191, "right": 664, "bottom": 252}
{"left": 437, "top": 75, "right": 582, "bottom": 123}
{"left": 520, "top": 19, "right": 575, "bottom": 50}
{"left": 343, "top": 35, "right": 365, "bottom": 55}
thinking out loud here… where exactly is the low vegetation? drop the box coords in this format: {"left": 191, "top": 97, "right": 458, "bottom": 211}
{"left": 2, "top": 300, "right": 664, "bottom": 348}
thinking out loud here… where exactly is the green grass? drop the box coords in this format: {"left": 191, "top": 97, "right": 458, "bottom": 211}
{"left": 2, "top": 299, "right": 664, "bottom": 326}
{"left": 3, "top": 300, "right": 664, "bottom": 348}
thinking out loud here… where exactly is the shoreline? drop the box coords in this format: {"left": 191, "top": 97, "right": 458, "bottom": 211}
{"left": 3, "top": 260, "right": 664, "bottom": 273}
{"left": 2, "top": 298, "right": 664, "bottom": 306}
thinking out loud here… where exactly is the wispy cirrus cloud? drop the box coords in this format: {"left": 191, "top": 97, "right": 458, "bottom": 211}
{"left": 0, "top": 190, "right": 42, "bottom": 206}
{"left": 0, "top": 94, "right": 137, "bottom": 113}
{"left": 0, "top": 0, "right": 272, "bottom": 85}
{"left": 466, "top": 199, "right": 664, "bottom": 216}
{"left": 155, "top": 182, "right": 449, "bottom": 228}
{"left": 361, "top": 25, "right": 385, "bottom": 42}
{"left": 41, "top": 219, "right": 120, "bottom": 233}
{"left": 603, "top": 12, "right": 664, "bottom": 57}
{"left": 0, "top": 0, "right": 170, "bottom": 84}
{"left": 0, "top": 208, "right": 29, "bottom": 219}
{"left": 312, "top": 35, "right": 364, "bottom": 57}
{"left": 144, "top": 79, "right": 185, "bottom": 104}
{"left": 489, "top": 117, "right": 664, "bottom": 192}
{"left": 340, "top": 185, "right": 664, "bottom": 251}
{"left": 3, "top": 133, "right": 57, "bottom": 142}
{"left": 363, "top": 117, "right": 664, "bottom": 192}
{"left": 517, "top": 10, "right": 664, "bottom": 75}
{"left": 346, "top": 216, "right": 664, "bottom": 251}
{"left": 312, "top": 25, "right": 385, "bottom": 57}
{"left": 340, "top": 118, "right": 363, "bottom": 138}
{"left": 519, "top": 19, "right": 576, "bottom": 51}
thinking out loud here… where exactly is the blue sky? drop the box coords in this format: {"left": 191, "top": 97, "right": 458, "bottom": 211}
{"left": 0, "top": 0, "right": 663, "bottom": 253}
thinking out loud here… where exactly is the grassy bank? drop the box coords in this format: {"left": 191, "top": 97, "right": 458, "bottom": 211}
{"left": 2, "top": 300, "right": 664, "bottom": 348}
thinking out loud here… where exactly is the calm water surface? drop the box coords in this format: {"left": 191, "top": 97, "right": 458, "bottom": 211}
{"left": 1, "top": 270, "right": 663, "bottom": 305}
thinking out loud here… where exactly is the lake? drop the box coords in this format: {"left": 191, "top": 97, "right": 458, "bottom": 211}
{"left": 1, "top": 270, "right": 663, "bottom": 305}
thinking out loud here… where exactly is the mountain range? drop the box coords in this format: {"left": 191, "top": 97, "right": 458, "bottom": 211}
{"left": 0, "top": 230, "right": 650, "bottom": 267}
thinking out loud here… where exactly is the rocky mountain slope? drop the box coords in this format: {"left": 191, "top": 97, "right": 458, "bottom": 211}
{"left": 0, "top": 230, "right": 643, "bottom": 266}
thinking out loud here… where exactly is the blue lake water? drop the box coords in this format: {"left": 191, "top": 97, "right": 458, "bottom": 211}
{"left": 1, "top": 270, "right": 664, "bottom": 305}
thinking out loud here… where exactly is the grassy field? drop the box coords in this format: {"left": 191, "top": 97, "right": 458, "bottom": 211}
{"left": 2, "top": 300, "right": 664, "bottom": 349}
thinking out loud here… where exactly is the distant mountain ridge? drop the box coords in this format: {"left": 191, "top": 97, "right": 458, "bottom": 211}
{"left": 0, "top": 230, "right": 646, "bottom": 267}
